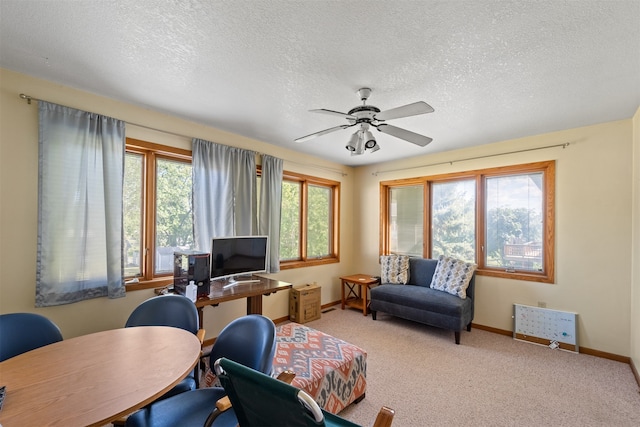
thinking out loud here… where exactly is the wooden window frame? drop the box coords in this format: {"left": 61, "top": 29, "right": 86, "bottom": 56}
{"left": 380, "top": 161, "right": 555, "bottom": 283}
{"left": 124, "top": 138, "right": 192, "bottom": 291}
{"left": 125, "top": 141, "right": 340, "bottom": 289}
{"left": 279, "top": 171, "right": 340, "bottom": 270}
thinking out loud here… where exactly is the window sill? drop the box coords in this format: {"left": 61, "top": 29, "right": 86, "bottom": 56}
{"left": 476, "top": 268, "right": 554, "bottom": 284}
{"left": 280, "top": 257, "right": 339, "bottom": 270}
{"left": 124, "top": 276, "right": 173, "bottom": 291}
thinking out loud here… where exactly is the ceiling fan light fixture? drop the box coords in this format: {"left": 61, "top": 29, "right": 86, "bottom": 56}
{"left": 367, "top": 141, "right": 380, "bottom": 153}
{"left": 352, "top": 132, "right": 365, "bottom": 156}
{"left": 363, "top": 130, "right": 376, "bottom": 149}
{"left": 345, "top": 132, "right": 359, "bottom": 152}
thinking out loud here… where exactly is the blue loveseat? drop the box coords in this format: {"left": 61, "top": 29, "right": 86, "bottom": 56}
{"left": 369, "top": 257, "right": 475, "bottom": 344}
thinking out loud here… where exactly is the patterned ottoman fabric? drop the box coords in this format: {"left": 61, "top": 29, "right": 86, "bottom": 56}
{"left": 272, "top": 323, "right": 367, "bottom": 414}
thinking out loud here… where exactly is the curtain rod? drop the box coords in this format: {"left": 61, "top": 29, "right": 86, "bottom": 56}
{"left": 371, "top": 142, "right": 570, "bottom": 176}
{"left": 20, "top": 93, "right": 200, "bottom": 140}
{"left": 19, "top": 93, "right": 348, "bottom": 177}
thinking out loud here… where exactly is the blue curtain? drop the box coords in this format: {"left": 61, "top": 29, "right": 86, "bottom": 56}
{"left": 259, "top": 155, "right": 283, "bottom": 272}
{"left": 36, "top": 102, "right": 125, "bottom": 306}
{"left": 192, "top": 139, "right": 257, "bottom": 251}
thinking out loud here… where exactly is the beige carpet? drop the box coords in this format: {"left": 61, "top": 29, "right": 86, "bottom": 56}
{"left": 302, "top": 307, "right": 640, "bottom": 427}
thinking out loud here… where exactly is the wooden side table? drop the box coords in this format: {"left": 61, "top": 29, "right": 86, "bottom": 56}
{"left": 340, "top": 274, "right": 380, "bottom": 316}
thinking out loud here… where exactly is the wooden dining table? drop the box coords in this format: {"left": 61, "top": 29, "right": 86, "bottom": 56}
{"left": 0, "top": 325, "right": 201, "bottom": 427}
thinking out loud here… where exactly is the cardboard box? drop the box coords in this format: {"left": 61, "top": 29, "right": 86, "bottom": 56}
{"left": 289, "top": 283, "right": 321, "bottom": 323}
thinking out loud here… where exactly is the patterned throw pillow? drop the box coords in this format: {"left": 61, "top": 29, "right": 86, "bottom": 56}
{"left": 380, "top": 254, "right": 410, "bottom": 284}
{"left": 429, "top": 255, "right": 477, "bottom": 299}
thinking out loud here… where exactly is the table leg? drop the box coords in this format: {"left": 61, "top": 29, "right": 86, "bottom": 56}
{"left": 247, "top": 296, "right": 263, "bottom": 314}
{"left": 341, "top": 280, "right": 346, "bottom": 310}
{"left": 197, "top": 307, "right": 204, "bottom": 328}
{"left": 362, "top": 284, "right": 368, "bottom": 316}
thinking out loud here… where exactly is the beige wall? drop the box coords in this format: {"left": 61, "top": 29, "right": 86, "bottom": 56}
{"left": 631, "top": 107, "right": 640, "bottom": 368}
{"left": 1, "top": 68, "right": 638, "bottom": 357}
{"left": 0, "top": 68, "right": 357, "bottom": 340}
{"left": 353, "top": 119, "right": 635, "bottom": 356}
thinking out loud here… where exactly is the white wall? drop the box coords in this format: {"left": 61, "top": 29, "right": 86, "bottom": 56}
{"left": 353, "top": 120, "right": 634, "bottom": 356}
{"left": 0, "top": 68, "right": 357, "bottom": 340}
{"left": 631, "top": 107, "right": 640, "bottom": 369}
{"left": 1, "top": 67, "right": 637, "bottom": 357}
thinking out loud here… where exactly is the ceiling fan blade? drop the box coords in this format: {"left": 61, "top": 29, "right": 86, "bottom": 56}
{"left": 310, "top": 109, "right": 356, "bottom": 120}
{"left": 294, "top": 124, "right": 353, "bottom": 143}
{"left": 375, "top": 101, "right": 434, "bottom": 121}
{"left": 376, "top": 124, "right": 433, "bottom": 147}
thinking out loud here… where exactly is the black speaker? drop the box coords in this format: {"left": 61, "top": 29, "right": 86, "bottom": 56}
{"left": 173, "top": 250, "right": 210, "bottom": 298}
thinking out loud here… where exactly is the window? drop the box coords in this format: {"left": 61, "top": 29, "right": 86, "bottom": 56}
{"left": 484, "top": 172, "right": 543, "bottom": 273}
{"left": 279, "top": 171, "right": 340, "bottom": 269}
{"left": 123, "top": 152, "right": 143, "bottom": 278}
{"left": 279, "top": 180, "right": 301, "bottom": 260}
{"left": 125, "top": 139, "right": 339, "bottom": 289}
{"left": 123, "top": 138, "right": 193, "bottom": 289}
{"left": 307, "top": 184, "right": 332, "bottom": 258}
{"left": 431, "top": 179, "right": 476, "bottom": 262}
{"left": 381, "top": 161, "right": 555, "bottom": 283}
{"left": 388, "top": 184, "right": 424, "bottom": 256}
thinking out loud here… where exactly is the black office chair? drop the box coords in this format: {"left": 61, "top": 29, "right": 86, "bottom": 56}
{"left": 125, "top": 314, "right": 277, "bottom": 427}
{"left": 0, "top": 312, "right": 63, "bottom": 361}
{"left": 125, "top": 294, "right": 205, "bottom": 397}
{"left": 213, "top": 357, "right": 395, "bottom": 427}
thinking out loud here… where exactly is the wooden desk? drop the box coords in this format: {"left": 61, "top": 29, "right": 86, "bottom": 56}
{"left": 195, "top": 275, "right": 292, "bottom": 325}
{"left": 0, "top": 326, "right": 201, "bottom": 427}
{"left": 340, "top": 274, "right": 380, "bottom": 316}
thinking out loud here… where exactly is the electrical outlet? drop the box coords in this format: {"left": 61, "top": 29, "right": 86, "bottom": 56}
{"left": 538, "top": 301, "right": 547, "bottom": 308}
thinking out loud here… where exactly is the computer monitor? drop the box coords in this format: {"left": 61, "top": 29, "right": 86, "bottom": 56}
{"left": 210, "top": 235, "right": 268, "bottom": 283}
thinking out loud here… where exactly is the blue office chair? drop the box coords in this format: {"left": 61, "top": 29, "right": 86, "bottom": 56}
{"left": 125, "top": 294, "right": 205, "bottom": 397}
{"left": 0, "top": 312, "right": 63, "bottom": 361}
{"left": 125, "top": 314, "right": 277, "bottom": 427}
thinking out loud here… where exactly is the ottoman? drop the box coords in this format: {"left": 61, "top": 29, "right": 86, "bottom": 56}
{"left": 272, "top": 322, "right": 367, "bottom": 414}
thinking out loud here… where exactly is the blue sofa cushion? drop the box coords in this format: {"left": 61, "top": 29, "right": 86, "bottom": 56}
{"left": 407, "top": 257, "right": 439, "bottom": 287}
{"left": 370, "top": 284, "right": 471, "bottom": 317}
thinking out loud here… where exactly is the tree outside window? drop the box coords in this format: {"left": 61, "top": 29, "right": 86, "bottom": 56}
{"left": 154, "top": 157, "right": 193, "bottom": 274}
{"left": 123, "top": 139, "right": 193, "bottom": 286}
{"left": 279, "top": 172, "right": 339, "bottom": 269}
{"left": 431, "top": 179, "right": 476, "bottom": 262}
{"left": 485, "top": 173, "right": 543, "bottom": 272}
{"left": 279, "top": 180, "right": 301, "bottom": 260}
{"left": 307, "top": 184, "right": 331, "bottom": 258}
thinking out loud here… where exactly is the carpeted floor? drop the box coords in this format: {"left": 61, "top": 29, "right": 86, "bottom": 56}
{"left": 302, "top": 307, "right": 640, "bottom": 427}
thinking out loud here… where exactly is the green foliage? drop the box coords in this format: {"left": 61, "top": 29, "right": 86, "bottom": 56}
{"left": 279, "top": 181, "right": 300, "bottom": 260}
{"left": 430, "top": 181, "right": 541, "bottom": 267}
{"left": 279, "top": 182, "right": 332, "bottom": 260}
{"left": 155, "top": 159, "right": 193, "bottom": 248}
{"left": 122, "top": 156, "right": 193, "bottom": 276}
{"left": 431, "top": 182, "right": 475, "bottom": 262}
{"left": 123, "top": 154, "right": 142, "bottom": 273}
{"left": 486, "top": 206, "right": 542, "bottom": 267}
{"left": 307, "top": 185, "right": 330, "bottom": 257}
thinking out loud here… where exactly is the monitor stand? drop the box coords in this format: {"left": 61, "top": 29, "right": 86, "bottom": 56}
{"left": 222, "top": 274, "right": 260, "bottom": 290}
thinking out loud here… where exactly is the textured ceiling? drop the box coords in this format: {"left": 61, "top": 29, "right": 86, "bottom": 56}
{"left": 1, "top": 0, "right": 639, "bottom": 166}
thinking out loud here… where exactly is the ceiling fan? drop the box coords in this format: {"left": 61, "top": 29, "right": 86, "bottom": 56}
{"left": 294, "top": 88, "right": 434, "bottom": 155}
